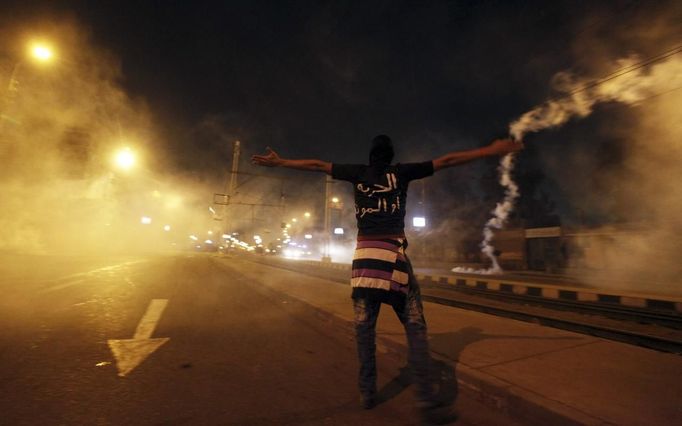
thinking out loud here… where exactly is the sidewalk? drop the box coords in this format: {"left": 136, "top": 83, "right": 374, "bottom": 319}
{"left": 218, "top": 256, "right": 682, "bottom": 426}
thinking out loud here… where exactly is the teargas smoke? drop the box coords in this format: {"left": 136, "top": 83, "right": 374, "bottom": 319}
{"left": 454, "top": 51, "right": 682, "bottom": 275}
{"left": 452, "top": 153, "right": 518, "bottom": 274}
{"left": 0, "top": 23, "right": 220, "bottom": 255}
{"left": 510, "top": 51, "right": 682, "bottom": 141}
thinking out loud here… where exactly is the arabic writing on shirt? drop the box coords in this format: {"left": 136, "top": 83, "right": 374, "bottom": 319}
{"left": 356, "top": 173, "right": 402, "bottom": 218}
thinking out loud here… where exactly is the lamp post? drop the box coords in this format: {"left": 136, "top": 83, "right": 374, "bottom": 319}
{"left": 2, "top": 41, "right": 55, "bottom": 129}
{"left": 323, "top": 173, "right": 344, "bottom": 262}
{"left": 6, "top": 42, "right": 55, "bottom": 91}
{"left": 323, "top": 175, "right": 332, "bottom": 261}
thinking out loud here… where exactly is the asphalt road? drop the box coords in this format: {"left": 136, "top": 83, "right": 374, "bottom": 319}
{"left": 0, "top": 253, "right": 518, "bottom": 425}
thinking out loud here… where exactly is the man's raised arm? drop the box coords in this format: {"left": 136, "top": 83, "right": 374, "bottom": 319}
{"left": 432, "top": 138, "right": 523, "bottom": 172}
{"left": 251, "top": 147, "right": 332, "bottom": 174}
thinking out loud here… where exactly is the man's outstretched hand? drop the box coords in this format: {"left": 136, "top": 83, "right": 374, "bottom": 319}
{"left": 251, "top": 147, "right": 283, "bottom": 167}
{"left": 489, "top": 138, "right": 524, "bottom": 156}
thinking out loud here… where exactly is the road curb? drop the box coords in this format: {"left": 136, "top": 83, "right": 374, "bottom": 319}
{"left": 223, "top": 257, "right": 609, "bottom": 426}
{"left": 416, "top": 274, "right": 682, "bottom": 314}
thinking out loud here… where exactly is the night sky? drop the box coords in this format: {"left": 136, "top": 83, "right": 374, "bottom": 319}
{"left": 2, "top": 0, "right": 680, "bottom": 229}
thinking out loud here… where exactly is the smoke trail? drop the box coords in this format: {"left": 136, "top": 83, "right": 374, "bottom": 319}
{"left": 453, "top": 153, "right": 518, "bottom": 274}
{"left": 510, "top": 49, "right": 682, "bottom": 140}
{"left": 454, "top": 51, "right": 682, "bottom": 275}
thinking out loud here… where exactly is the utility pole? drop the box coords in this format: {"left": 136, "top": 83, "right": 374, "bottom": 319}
{"left": 322, "top": 174, "right": 332, "bottom": 262}
{"left": 222, "top": 140, "right": 240, "bottom": 234}
{"left": 228, "top": 140, "right": 240, "bottom": 197}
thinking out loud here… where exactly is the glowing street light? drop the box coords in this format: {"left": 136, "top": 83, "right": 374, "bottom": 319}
{"left": 114, "top": 147, "right": 136, "bottom": 170}
{"left": 413, "top": 217, "right": 426, "bottom": 228}
{"left": 331, "top": 197, "right": 339, "bottom": 204}
{"left": 3, "top": 41, "right": 57, "bottom": 119}
{"left": 29, "top": 42, "right": 54, "bottom": 63}
{"left": 334, "top": 227, "right": 344, "bottom": 235}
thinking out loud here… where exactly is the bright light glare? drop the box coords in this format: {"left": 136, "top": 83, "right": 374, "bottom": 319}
{"left": 331, "top": 197, "right": 339, "bottom": 203}
{"left": 114, "top": 148, "right": 135, "bottom": 170}
{"left": 304, "top": 212, "right": 311, "bottom": 218}
{"left": 291, "top": 218, "right": 297, "bottom": 222}
{"left": 163, "top": 225, "right": 171, "bottom": 231}
{"left": 30, "top": 43, "right": 54, "bottom": 62}
{"left": 141, "top": 216, "right": 152, "bottom": 225}
{"left": 334, "top": 227, "right": 344, "bottom": 235}
{"left": 328, "top": 243, "right": 354, "bottom": 263}
{"left": 165, "top": 195, "right": 182, "bottom": 209}
{"left": 304, "top": 234, "right": 313, "bottom": 239}
{"left": 283, "top": 248, "right": 303, "bottom": 258}
{"left": 413, "top": 217, "right": 426, "bottom": 228}
{"left": 189, "top": 235, "right": 198, "bottom": 241}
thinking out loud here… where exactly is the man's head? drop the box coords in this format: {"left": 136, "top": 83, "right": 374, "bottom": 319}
{"left": 369, "top": 134, "right": 394, "bottom": 166}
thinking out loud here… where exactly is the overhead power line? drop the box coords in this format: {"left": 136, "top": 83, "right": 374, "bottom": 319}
{"left": 566, "top": 44, "right": 682, "bottom": 97}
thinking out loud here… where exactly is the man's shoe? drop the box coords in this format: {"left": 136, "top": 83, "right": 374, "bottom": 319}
{"left": 418, "top": 400, "right": 457, "bottom": 425}
{"left": 361, "top": 395, "right": 377, "bottom": 410}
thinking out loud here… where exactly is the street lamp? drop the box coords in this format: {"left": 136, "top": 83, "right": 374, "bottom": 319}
{"left": 29, "top": 42, "right": 54, "bottom": 63}
{"left": 8, "top": 42, "right": 54, "bottom": 89}
{"left": 2, "top": 41, "right": 56, "bottom": 129}
{"left": 113, "top": 147, "right": 136, "bottom": 171}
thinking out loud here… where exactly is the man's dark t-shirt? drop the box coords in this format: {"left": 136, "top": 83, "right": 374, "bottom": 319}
{"left": 332, "top": 162, "right": 434, "bottom": 237}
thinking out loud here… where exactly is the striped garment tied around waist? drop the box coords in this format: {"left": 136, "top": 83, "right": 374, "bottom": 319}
{"left": 351, "top": 237, "right": 409, "bottom": 294}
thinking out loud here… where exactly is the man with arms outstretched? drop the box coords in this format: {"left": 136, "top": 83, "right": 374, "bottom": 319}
{"left": 252, "top": 135, "right": 521, "bottom": 424}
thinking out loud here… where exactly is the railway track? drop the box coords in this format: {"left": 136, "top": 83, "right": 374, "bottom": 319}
{"left": 234, "top": 254, "right": 682, "bottom": 355}
{"left": 424, "top": 279, "right": 682, "bottom": 329}
{"left": 420, "top": 284, "right": 682, "bottom": 355}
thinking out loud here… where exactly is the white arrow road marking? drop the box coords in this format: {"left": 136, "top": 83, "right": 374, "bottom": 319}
{"left": 108, "top": 299, "right": 170, "bottom": 377}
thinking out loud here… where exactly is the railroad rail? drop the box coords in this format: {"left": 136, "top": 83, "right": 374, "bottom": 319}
{"left": 231, "top": 254, "right": 682, "bottom": 354}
